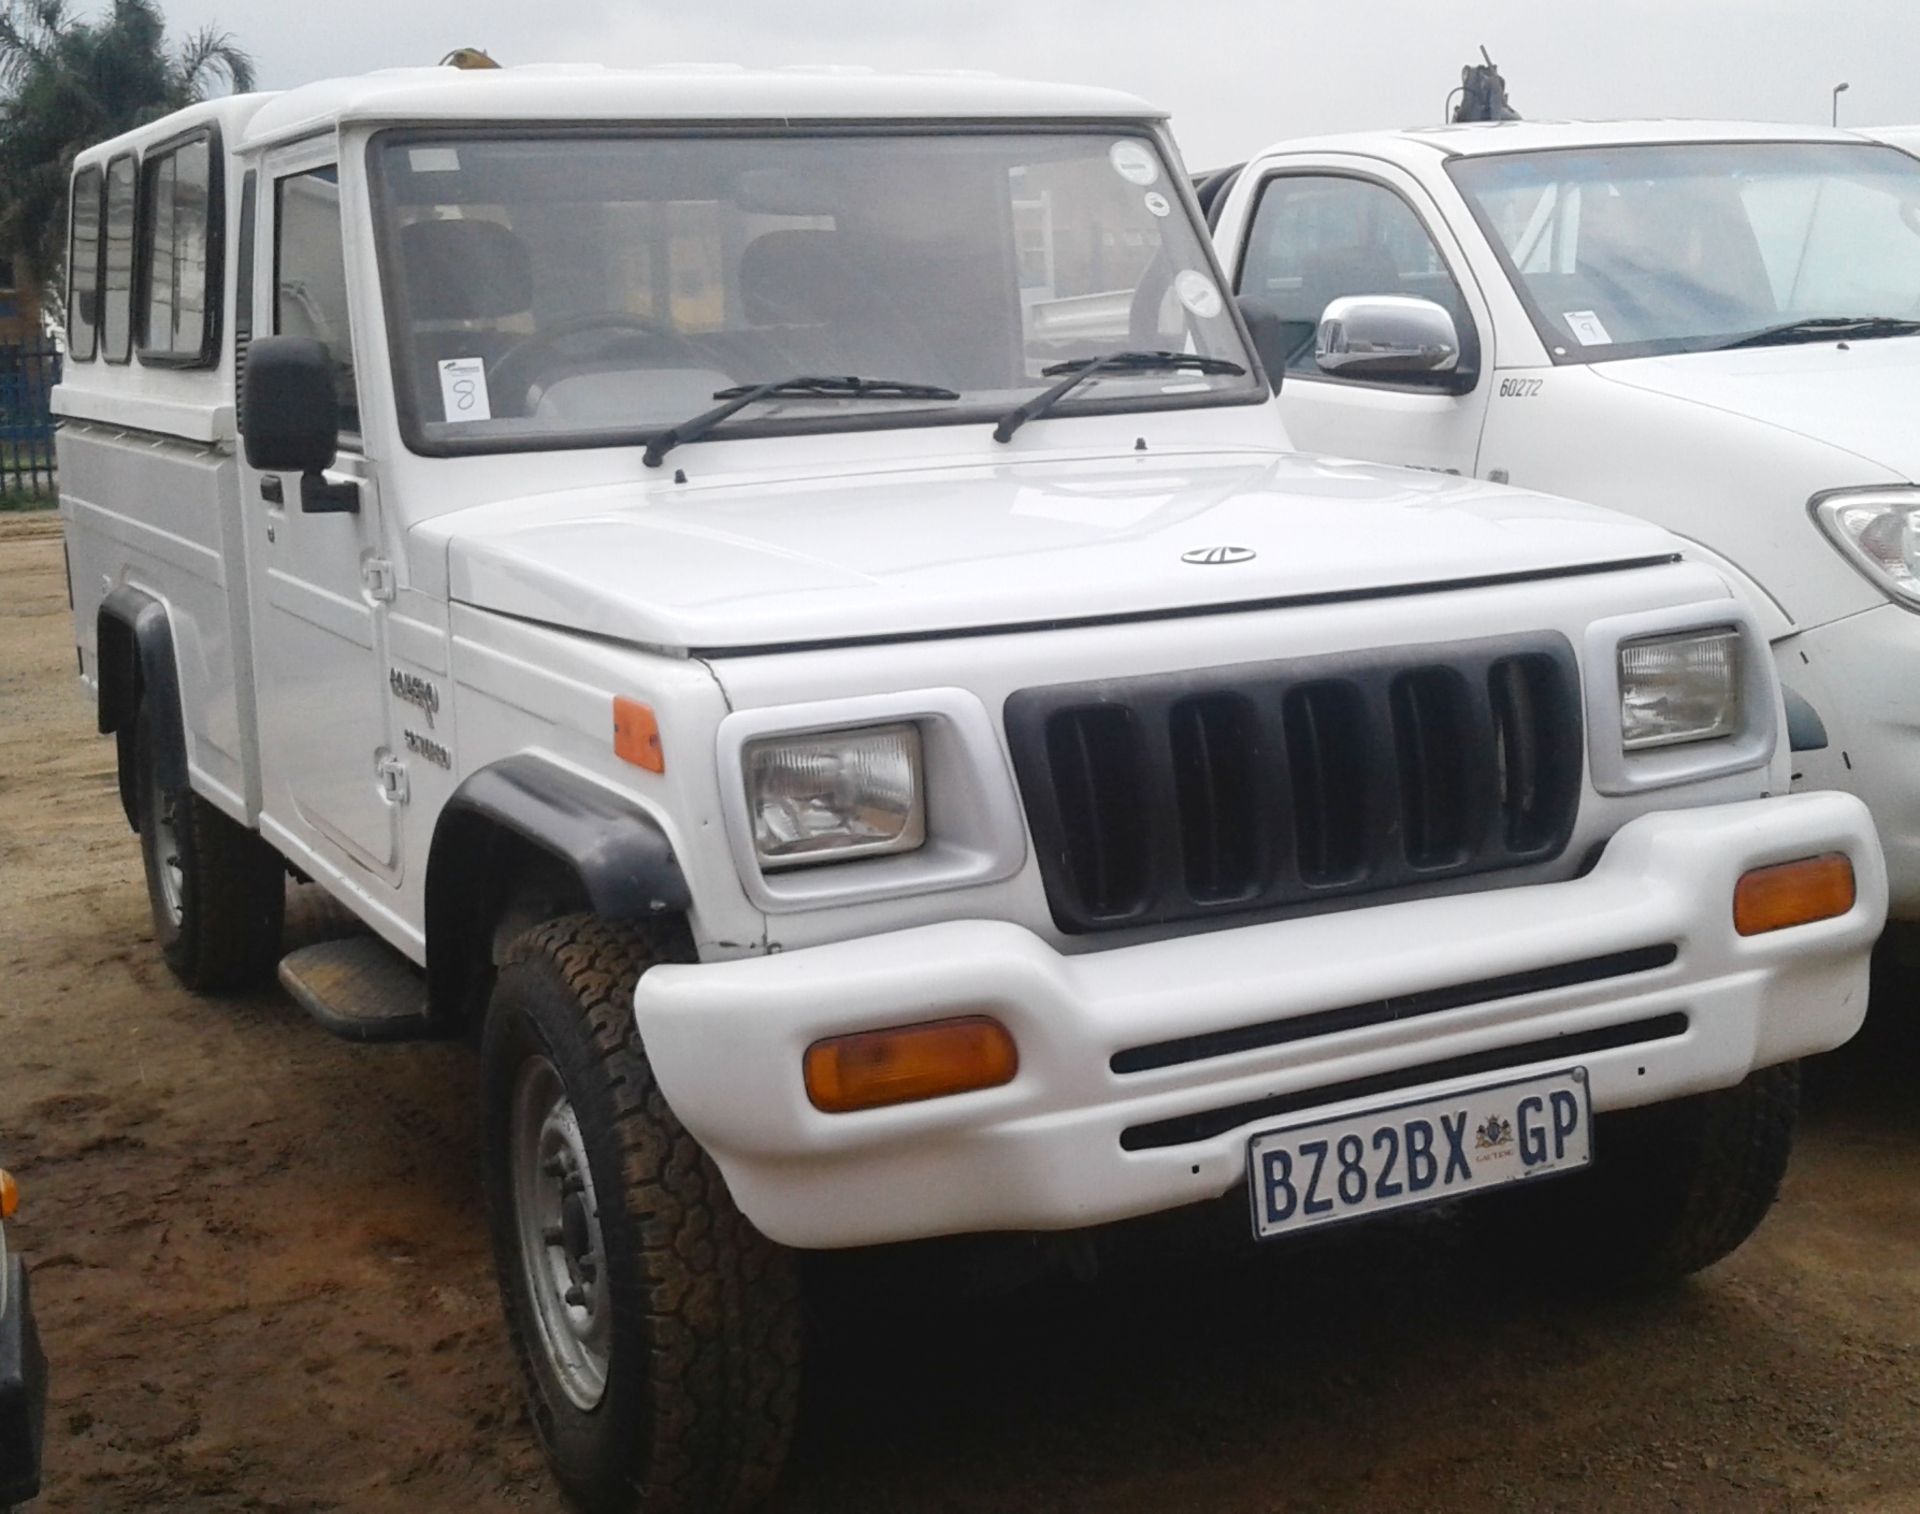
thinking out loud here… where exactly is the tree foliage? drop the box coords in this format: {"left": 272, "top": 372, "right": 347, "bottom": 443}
{"left": 0, "top": 0, "right": 253, "bottom": 302}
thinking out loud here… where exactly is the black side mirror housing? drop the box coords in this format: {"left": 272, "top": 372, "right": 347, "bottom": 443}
{"left": 1234, "top": 294, "right": 1289, "bottom": 397}
{"left": 241, "top": 335, "right": 357, "bottom": 513}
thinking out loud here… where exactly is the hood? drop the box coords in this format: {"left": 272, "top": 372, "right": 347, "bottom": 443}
{"left": 444, "top": 450, "right": 1680, "bottom": 653}
{"left": 1592, "top": 337, "right": 1920, "bottom": 480}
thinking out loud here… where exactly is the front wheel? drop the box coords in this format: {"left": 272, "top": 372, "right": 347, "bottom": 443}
{"left": 481, "top": 915, "right": 801, "bottom": 1514}
{"left": 1480, "top": 1063, "right": 1800, "bottom": 1289}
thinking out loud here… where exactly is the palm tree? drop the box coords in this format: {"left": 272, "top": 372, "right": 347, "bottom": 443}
{"left": 0, "top": 0, "right": 253, "bottom": 322}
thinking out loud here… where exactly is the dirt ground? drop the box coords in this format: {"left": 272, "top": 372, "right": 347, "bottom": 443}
{"left": 2, "top": 525, "right": 1917, "bottom": 1513}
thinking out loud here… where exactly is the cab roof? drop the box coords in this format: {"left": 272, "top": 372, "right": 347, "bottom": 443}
{"left": 1251, "top": 117, "right": 1877, "bottom": 166}
{"left": 236, "top": 64, "right": 1163, "bottom": 151}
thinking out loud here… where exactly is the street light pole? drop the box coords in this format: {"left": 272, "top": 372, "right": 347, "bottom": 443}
{"left": 1832, "top": 81, "right": 1850, "bottom": 127}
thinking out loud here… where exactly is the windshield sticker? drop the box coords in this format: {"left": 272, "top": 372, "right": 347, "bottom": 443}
{"left": 1562, "top": 310, "right": 1614, "bottom": 345}
{"left": 1109, "top": 140, "right": 1160, "bottom": 186}
{"left": 1175, "top": 270, "right": 1224, "bottom": 320}
{"left": 408, "top": 146, "right": 461, "bottom": 173}
{"left": 1143, "top": 190, "right": 1172, "bottom": 218}
{"left": 437, "top": 357, "right": 492, "bottom": 422}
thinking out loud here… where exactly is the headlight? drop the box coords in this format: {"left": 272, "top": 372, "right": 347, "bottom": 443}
{"left": 1812, "top": 488, "right": 1920, "bottom": 609}
{"left": 744, "top": 723, "right": 926, "bottom": 868}
{"left": 1618, "top": 627, "right": 1742, "bottom": 749}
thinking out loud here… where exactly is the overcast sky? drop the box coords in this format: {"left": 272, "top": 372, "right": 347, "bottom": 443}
{"left": 151, "top": 0, "right": 1919, "bottom": 168}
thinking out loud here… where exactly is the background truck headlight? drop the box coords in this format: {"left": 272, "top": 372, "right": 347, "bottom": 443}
{"left": 1812, "top": 488, "right": 1920, "bottom": 610}
{"left": 1618, "top": 627, "right": 1742, "bottom": 749}
{"left": 745, "top": 723, "right": 926, "bottom": 867}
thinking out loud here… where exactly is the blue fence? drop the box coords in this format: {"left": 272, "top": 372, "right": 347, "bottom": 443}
{"left": 0, "top": 340, "right": 59, "bottom": 495}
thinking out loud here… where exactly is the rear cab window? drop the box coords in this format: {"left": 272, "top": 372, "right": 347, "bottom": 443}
{"left": 138, "top": 131, "right": 221, "bottom": 366}
{"left": 67, "top": 166, "right": 103, "bottom": 361}
{"left": 101, "top": 154, "right": 137, "bottom": 362}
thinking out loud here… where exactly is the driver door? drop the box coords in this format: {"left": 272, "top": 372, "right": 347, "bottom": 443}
{"left": 242, "top": 143, "right": 402, "bottom": 883}
{"left": 1230, "top": 160, "right": 1494, "bottom": 476}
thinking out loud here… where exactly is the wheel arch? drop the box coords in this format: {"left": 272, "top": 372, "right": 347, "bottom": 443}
{"left": 424, "top": 755, "right": 692, "bottom": 1027}
{"left": 96, "top": 586, "right": 186, "bottom": 830}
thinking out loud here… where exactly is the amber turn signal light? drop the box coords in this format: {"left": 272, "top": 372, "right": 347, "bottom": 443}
{"left": 612, "top": 697, "right": 664, "bottom": 773}
{"left": 0, "top": 1169, "right": 17, "bottom": 1220}
{"left": 804, "top": 1016, "right": 1018, "bottom": 1113}
{"left": 1734, "top": 853, "right": 1856, "bottom": 936}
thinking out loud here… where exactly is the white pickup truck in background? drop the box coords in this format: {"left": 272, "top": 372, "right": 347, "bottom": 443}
{"left": 1207, "top": 119, "right": 1920, "bottom": 921}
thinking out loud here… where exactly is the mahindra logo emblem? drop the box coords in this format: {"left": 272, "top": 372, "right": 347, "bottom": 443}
{"left": 1181, "top": 545, "right": 1257, "bottom": 565}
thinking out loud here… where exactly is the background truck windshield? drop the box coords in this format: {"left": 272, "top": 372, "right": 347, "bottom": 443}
{"left": 371, "top": 129, "right": 1256, "bottom": 450}
{"left": 1449, "top": 141, "right": 1920, "bottom": 361}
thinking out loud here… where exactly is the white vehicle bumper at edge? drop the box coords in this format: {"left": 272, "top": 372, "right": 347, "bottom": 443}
{"left": 635, "top": 793, "right": 1885, "bottom": 1250}
{"left": 1783, "top": 604, "right": 1920, "bottom": 920}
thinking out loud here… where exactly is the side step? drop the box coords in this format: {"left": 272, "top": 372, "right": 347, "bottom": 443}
{"left": 277, "top": 936, "right": 435, "bottom": 1043}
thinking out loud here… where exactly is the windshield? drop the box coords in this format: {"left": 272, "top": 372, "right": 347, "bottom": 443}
{"left": 371, "top": 129, "right": 1258, "bottom": 452}
{"left": 1448, "top": 141, "right": 1920, "bottom": 361}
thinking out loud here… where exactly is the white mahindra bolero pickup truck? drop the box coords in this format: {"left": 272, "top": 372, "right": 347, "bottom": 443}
{"left": 1206, "top": 118, "right": 1920, "bottom": 922}
{"left": 55, "top": 69, "right": 1884, "bottom": 1513}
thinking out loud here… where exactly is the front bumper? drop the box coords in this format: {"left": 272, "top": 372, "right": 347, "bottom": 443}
{"left": 636, "top": 792, "right": 1885, "bottom": 1249}
{"left": 1781, "top": 604, "right": 1920, "bottom": 919}
{"left": 0, "top": 1254, "right": 46, "bottom": 1506}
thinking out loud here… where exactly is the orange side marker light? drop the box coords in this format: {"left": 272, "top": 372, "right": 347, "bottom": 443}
{"left": 0, "top": 1169, "right": 17, "bottom": 1220}
{"left": 1734, "top": 853, "right": 1856, "bottom": 936}
{"left": 804, "top": 1017, "right": 1018, "bottom": 1113}
{"left": 613, "top": 697, "right": 664, "bottom": 773}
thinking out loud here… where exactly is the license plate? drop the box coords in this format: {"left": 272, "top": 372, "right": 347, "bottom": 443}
{"left": 1247, "top": 1068, "right": 1592, "bottom": 1240}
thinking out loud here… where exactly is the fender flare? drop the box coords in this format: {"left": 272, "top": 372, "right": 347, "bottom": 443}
{"left": 96, "top": 587, "right": 186, "bottom": 829}
{"left": 424, "top": 754, "right": 692, "bottom": 1020}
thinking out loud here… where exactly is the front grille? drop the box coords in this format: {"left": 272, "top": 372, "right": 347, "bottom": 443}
{"left": 1004, "top": 635, "right": 1582, "bottom": 935}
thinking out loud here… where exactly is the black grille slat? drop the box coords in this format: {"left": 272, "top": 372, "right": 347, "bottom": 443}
{"left": 1005, "top": 634, "right": 1582, "bottom": 936}
{"left": 1170, "top": 694, "right": 1261, "bottom": 902}
{"left": 1391, "top": 668, "right": 1473, "bottom": 868}
{"left": 1044, "top": 706, "right": 1150, "bottom": 921}
{"left": 1491, "top": 654, "right": 1579, "bottom": 855}
{"left": 1284, "top": 680, "right": 1372, "bottom": 886}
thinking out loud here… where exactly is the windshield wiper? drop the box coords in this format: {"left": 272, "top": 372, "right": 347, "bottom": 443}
{"left": 992, "top": 350, "right": 1247, "bottom": 443}
{"left": 643, "top": 374, "right": 960, "bottom": 468}
{"left": 1713, "top": 316, "right": 1920, "bottom": 352}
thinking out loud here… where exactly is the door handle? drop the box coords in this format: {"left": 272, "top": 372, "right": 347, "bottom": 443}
{"left": 260, "top": 474, "right": 284, "bottom": 504}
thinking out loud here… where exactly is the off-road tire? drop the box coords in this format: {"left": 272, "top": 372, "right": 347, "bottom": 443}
{"left": 481, "top": 914, "right": 801, "bottom": 1514}
{"left": 1483, "top": 1063, "right": 1800, "bottom": 1289}
{"left": 135, "top": 703, "right": 285, "bottom": 991}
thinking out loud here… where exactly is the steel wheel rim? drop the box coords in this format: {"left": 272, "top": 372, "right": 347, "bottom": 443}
{"left": 509, "top": 1054, "right": 611, "bottom": 1410}
{"left": 153, "top": 788, "right": 185, "bottom": 927}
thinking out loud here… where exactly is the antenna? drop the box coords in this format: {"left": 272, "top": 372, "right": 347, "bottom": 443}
{"left": 1452, "top": 47, "right": 1520, "bottom": 124}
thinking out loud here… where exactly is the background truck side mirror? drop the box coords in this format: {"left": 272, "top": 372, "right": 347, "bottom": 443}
{"left": 1315, "top": 295, "right": 1472, "bottom": 392}
{"left": 241, "top": 336, "right": 358, "bottom": 513}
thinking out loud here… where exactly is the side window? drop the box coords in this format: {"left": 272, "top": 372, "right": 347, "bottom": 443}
{"left": 67, "top": 166, "right": 102, "bottom": 361}
{"left": 101, "top": 153, "right": 137, "bottom": 362}
{"left": 274, "top": 166, "right": 358, "bottom": 436}
{"left": 1237, "top": 174, "right": 1470, "bottom": 373}
{"left": 139, "top": 134, "right": 219, "bottom": 364}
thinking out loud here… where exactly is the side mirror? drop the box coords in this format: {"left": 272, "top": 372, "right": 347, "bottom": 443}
{"left": 241, "top": 335, "right": 357, "bottom": 513}
{"left": 1234, "top": 294, "right": 1290, "bottom": 396}
{"left": 1315, "top": 295, "right": 1467, "bottom": 389}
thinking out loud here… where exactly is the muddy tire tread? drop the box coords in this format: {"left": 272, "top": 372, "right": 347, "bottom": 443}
{"left": 492, "top": 914, "right": 799, "bottom": 1514}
